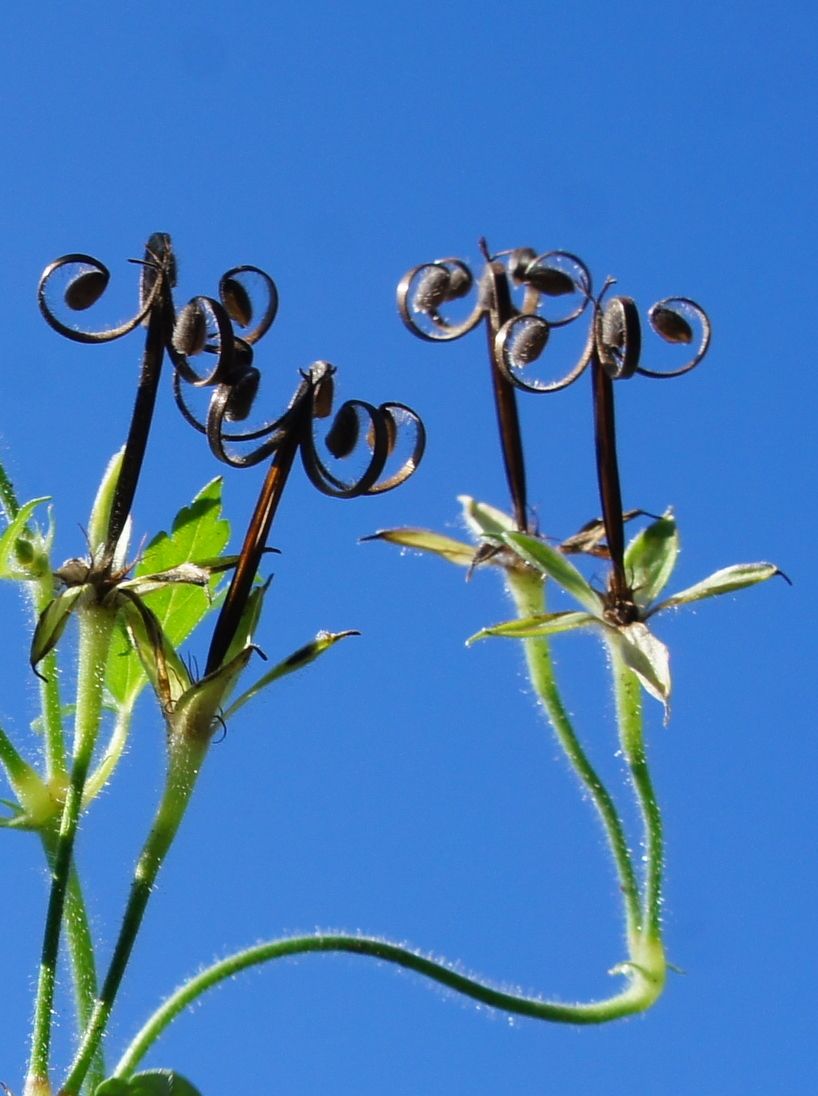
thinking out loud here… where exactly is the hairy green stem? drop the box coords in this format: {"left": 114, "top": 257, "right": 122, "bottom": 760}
{"left": 114, "top": 928, "right": 665, "bottom": 1077}
{"left": 40, "top": 829, "right": 105, "bottom": 1094}
{"left": 609, "top": 640, "right": 664, "bottom": 942}
{"left": 505, "top": 570, "right": 641, "bottom": 939}
{"left": 59, "top": 735, "right": 208, "bottom": 1096}
{"left": 25, "top": 605, "right": 116, "bottom": 1096}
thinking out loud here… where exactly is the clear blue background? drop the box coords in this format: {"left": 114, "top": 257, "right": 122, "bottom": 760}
{"left": 1, "top": 3, "right": 815, "bottom": 1093}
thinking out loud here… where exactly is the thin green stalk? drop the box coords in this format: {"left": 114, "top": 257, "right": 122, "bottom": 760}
{"left": 40, "top": 828, "right": 105, "bottom": 1094}
{"left": 59, "top": 735, "right": 208, "bottom": 1096}
{"left": 608, "top": 639, "right": 664, "bottom": 941}
{"left": 114, "top": 928, "right": 664, "bottom": 1077}
{"left": 25, "top": 605, "right": 116, "bottom": 1096}
{"left": 506, "top": 569, "right": 641, "bottom": 939}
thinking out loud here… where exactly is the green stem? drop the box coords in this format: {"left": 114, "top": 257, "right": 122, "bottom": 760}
{"left": 505, "top": 570, "right": 641, "bottom": 940}
{"left": 115, "top": 928, "right": 665, "bottom": 1077}
{"left": 25, "top": 605, "right": 116, "bottom": 1096}
{"left": 39, "top": 828, "right": 105, "bottom": 1095}
{"left": 59, "top": 735, "right": 209, "bottom": 1096}
{"left": 608, "top": 639, "right": 665, "bottom": 942}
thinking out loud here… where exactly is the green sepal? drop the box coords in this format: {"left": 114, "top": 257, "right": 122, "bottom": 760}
{"left": 459, "top": 496, "right": 518, "bottom": 538}
{"left": 612, "top": 623, "right": 671, "bottom": 714}
{"left": 169, "top": 646, "right": 258, "bottom": 743}
{"left": 87, "top": 448, "right": 125, "bottom": 556}
{"left": 651, "top": 562, "right": 783, "bottom": 614}
{"left": 467, "top": 610, "right": 596, "bottom": 645}
{"left": 362, "top": 527, "right": 476, "bottom": 567}
{"left": 502, "top": 532, "right": 602, "bottom": 615}
{"left": 624, "top": 512, "right": 678, "bottom": 609}
{"left": 224, "top": 629, "right": 360, "bottom": 719}
{"left": 118, "top": 592, "right": 192, "bottom": 713}
{"left": 96, "top": 1070, "right": 202, "bottom": 1096}
{"left": 0, "top": 496, "right": 52, "bottom": 580}
{"left": 30, "top": 585, "right": 87, "bottom": 671}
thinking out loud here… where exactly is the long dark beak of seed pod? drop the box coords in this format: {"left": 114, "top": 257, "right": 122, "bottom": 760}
{"left": 478, "top": 239, "right": 530, "bottom": 533}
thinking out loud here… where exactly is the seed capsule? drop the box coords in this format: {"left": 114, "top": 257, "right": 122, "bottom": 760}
{"left": 325, "top": 404, "right": 360, "bottom": 458}
{"left": 64, "top": 269, "right": 109, "bottom": 311}
{"left": 649, "top": 304, "right": 694, "bottom": 344}
{"left": 221, "top": 277, "right": 253, "bottom": 327}
{"left": 172, "top": 301, "right": 208, "bottom": 355}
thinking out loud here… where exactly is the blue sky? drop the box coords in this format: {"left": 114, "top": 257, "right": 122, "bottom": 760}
{"left": 1, "top": 3, "right": 816, "bottom": 1093}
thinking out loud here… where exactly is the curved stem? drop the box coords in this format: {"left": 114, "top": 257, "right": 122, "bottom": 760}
{"left": 26, "top": 604, "right": 116, "bottom": 1095}
{"left": 505, "top": 569, "right": 641, "bottom": 940}
{"left": 59, "top": 736, "right": 208, "bottom": 1096}
{"left": 114, "top": 928, "right": 665, "bottom": 1078}
{"left": 608, "top": 639, "right": 664, "bottom": 940}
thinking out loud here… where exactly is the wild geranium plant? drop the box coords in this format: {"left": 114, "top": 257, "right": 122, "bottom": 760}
{"left": 373, "top": 239, "right": 784, "bottom": 1018}
{"left": 1, "top": 235, "right": 782, "bottom": 1096}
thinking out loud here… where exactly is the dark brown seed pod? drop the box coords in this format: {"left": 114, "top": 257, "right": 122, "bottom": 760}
{"left": 224, "top": 367, "right": 260, "bottom": 422}
{"left": 508, "top": 248, "right": 538, "bottom": 282}
{"left": 221, "top": 277, "right": 253, "bottom": 327}
{"left": 367, "top": 408, "right": 398, "bottom": 455}
{"left": 601, "top": 302, "right": 626, "bottom": 348}
{"left": 649, "top": 304, "right": 694, "bottom": 344}
{"left": 325, "top": 404, "right": 360, "bottom": 458}
{"left": 412, "top": 265, "right": 450, "bottom": 314}
{"left": 172, "top": 301, "right": 209, "bottom": 356}
{"left": 312, "top": 370, "right": 335, "bottom": 419}
{"left": 64, "top": 269, "right": 109, "bottom": 311}
{"left": 523, "top": 264, "right": 576, "bottom": 296}
{"left": 508, "top": 316, "right": 549, "bottom": 365}
{"left": 444, "top": 264, "right": 472, "bottom": 300}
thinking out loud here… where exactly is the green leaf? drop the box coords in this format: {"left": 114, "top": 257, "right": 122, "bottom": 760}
{"left": 137, "top": 478, "right": 230, "bottom": 646}
{"left": 651, "top": 562, "right": 783, "bottom": 614}
{"left": 96, "top": 1070, "right": 202, "bottom": 1096}
{"left": 362, "top": 527, "right": 476, "bottom": 566}
{"left": 224, "top": 629, "right": 360, "bottom": 719}
{"left": 624, "top": 512, "right": 678, "bottom": 609}
{"left": 106, "top": 480, "right": 230, "bottom": 707}
{"left": 502, "top": 532, "right": 603, "bottom": 615}
{"left": 467, "top": 610, "right": 596, "bottom": 645}
{"left": 459, "top": 496, "right": 518, "bottom": 539}
{"left": 0, "top": 496, "right": 51, "bottom": 580}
